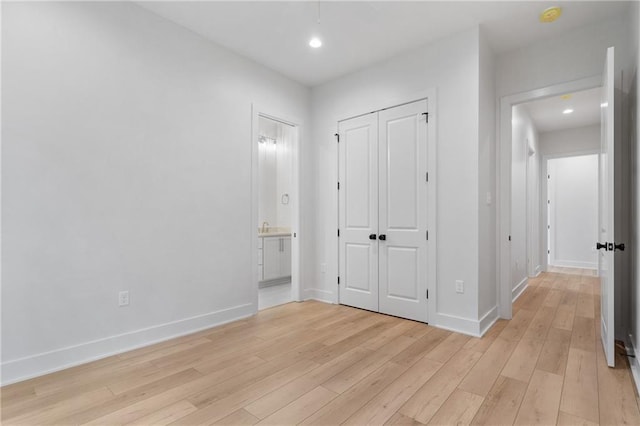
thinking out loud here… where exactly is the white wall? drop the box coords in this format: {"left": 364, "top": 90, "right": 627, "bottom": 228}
{"left": 1, "top": 2, "right": 311, "bottom": 384}
{"left": 627, "top": 0, "right": 640, "bottom": 385}
{"left": 540, "top": 125, "right": 601, "bottom": 156}
{"left": 310, "top": 27, "right": 484, "bottom": 333}
{"left": 478, "top": 31, "right": 497, "bottom": 320}
{"left": 511, "top": 105, "right": 539, "bottom": 298}
{"left": 548, "top": 155, "right": 599, "bottom": 269}
{"left": 539, "top": 125, "right": 601, "bottom": 272}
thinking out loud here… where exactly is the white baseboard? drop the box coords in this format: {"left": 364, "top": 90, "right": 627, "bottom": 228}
{"left": 432, "top": 310, "right": 495, "bottom": 338}
{"left": 627, "top": 334, "right": 640, "bottom": 397}
{"left": 550, "top": 259, "right": 598, "bottom": 269}
{"left": 512, "top": 277, "right": 528, "bottom": 302}
{"left": 304, "top": 288, "right": 335, "bottom": 304}
{"left": 533, "top": 265, "right": 542, "bottom": 277}
{"left": 479, "top": 307, "right": 499, "bottom": 336}
{"left": 1, "top": 303, "right": 255, "bottom": 386}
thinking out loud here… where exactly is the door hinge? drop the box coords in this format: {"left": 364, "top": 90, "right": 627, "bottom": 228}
{"left": 337, "top": 229, "right": 340, "bottom": 237}
{"left": 548, "top": 249, "right": 550, "bottom": 254}
{"left": 548, "top": 174, "right": 550, "bottom": 179}
{"left": 337, "top": 181, "right": 340, "bottom": 190}
{"left": 335, "top": 133, "right": 340, "bottom": 143}
{"left": 548, "top": 225, "right": 550, "bottom": 229}
{"left": 337, "top": 276, "right": 340, "bottom": 285}
{"left": 548, "top": 200, "right": 550, "bottom": 204}
{"left": 508, "top": 235, "right": 511, "bottom": 241}
{"left": 426, "top": 289, "right": 429, "bottom": 299}
{"left": 422, "top": 112, "right": 429, "bottom": 123}
{"left": 426, "top": 230, "right": 429, "bottom": 240}
{"left": 426, "top": 172, "right": 429, "bottom": 182}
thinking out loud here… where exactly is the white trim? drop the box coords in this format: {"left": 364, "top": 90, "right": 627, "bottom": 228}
{"left": 1, "top": 303, "right": 254, "bottom": 386}
{"left": 549, "top": 260, "right": 598, "bottom": 269}
{"left": 304, "top": 289, "right": 335, "bottom": 304}
{"left": 333, "top": 88, "right": 437, "bottom": 325}
{"left": 512, "top": 277, "right": 528, "bottom": 302}
{"left": 479, "top": 307, "right": 499, "bottom": 337}
{"left": 497, "top": 75, "right": 602, "bottom": 320}
{"left": 627, "top": 335, "right": 640, "bottom": 397}
{"left": 432, "top": 307, "right": 497, "bottom": 338}
{"left": 533, "top": 266, "right": 542, "bottom": 277}
{"left": 251, "top": 105, "right": 303, "bottom": 308}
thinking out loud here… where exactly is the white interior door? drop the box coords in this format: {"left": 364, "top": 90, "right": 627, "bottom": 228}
{"left": 338, "top": 113, "right": 379, "bottom": 312}
{"left": 599, "top": 46, "right": 615, "bottom": 367}
{"left": 378, "top": 100, "right": 429, "bottom": 322}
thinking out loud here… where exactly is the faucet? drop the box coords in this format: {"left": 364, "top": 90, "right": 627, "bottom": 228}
{"left": 261, "top": 221, "right": 270, "bottom": 233}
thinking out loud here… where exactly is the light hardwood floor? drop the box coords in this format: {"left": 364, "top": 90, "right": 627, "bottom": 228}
{"left": 3, "top": 272, "right": 640, "bottom": 425}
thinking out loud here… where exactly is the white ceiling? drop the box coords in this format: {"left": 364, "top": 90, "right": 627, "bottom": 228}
{"left": 525, "top": 87, "right": 602, "bottom": 133}
{"left": 138, "top": 1, "right": 630, "bottom": 87}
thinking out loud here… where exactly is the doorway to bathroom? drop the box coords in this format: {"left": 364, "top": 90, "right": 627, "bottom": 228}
{"left": 253, "top": 111, "right": 300, "bottom": 310}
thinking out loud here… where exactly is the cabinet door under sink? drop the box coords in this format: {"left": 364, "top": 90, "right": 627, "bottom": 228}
{"left": 262, "top": 237, "right": 281, "bottom": 281}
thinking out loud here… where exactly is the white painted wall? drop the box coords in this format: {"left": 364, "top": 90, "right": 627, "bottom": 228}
{"left": 628, "top": 0, "right": 640, "bottom": 392}
{"left": 539, "top": 125, "right": 601, "bottom": 272}
{"left": 511, "top": 105, "right": 539, "bottom": 298}
{"left": 1, "top": 2, "right": 311, "bottom": 384}
{"left": 548, "top": 155, "right": 599, "bottom": 269}
{"left": 310, "top": 27, "right": 485, "bottom": 333}
{"left": 478, "top": 31, "right": 497, "bottom": 321}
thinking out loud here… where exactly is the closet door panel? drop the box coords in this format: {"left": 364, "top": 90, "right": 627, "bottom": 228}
{"left": 378, "top": 100, "right": 429, "bottom": 322}
{"left": 338, "top": 112, "right": 379, "bottom": 312}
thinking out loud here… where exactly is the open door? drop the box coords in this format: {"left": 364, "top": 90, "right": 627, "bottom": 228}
{"left": 598, "top": 46, "right": 615, "bottom": 367}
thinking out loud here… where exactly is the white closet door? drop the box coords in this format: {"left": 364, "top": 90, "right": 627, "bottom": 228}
{"left": 338, "top": 113, "right": 379, "bottom": 312}
{"left": 378, "top": 100, "right": 429, "bottom": 322}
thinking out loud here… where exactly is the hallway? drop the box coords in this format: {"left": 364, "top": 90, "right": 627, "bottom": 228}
{"left": 2, "top": 272, "right": 640, "bottom": 425}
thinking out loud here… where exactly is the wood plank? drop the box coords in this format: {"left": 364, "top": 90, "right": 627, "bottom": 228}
{"left": 536, "top": 329, "right": 571, "bottom": 375}
{"left": 458, "top": 337, "right": 515, "bottom": 397}
{"left": 398, "top": 349, "right": 482, "bottom": 424}
{"left": 597, "top": 346, "right": 640, "bottom": 424}
{"left": 215, "top": 408, "right": 259, "bottom": 426}
{"left": 256, "top": 386, "right": 336, "bottom": 425}
{"left": 322, "top": 335, "right": 415, "bottom": 394}
{"left": 124, "top": 400, "right": 196, "bottom": 425}
{"left": 343, "top": 356, "right": 443, "bottom": 425}
{"left": 557, "top": 411, "right": 599, "bottom": 426}
{"left": 501, "top": 338, "right": 544, "bottom": 383}
{"left": 424, "top": 332, "right": 470, "bottom": 364}
{"left": 301, "top": 362, "right": 410, "bottom": 425}
{"left": 570, "top": 316, "right": 596, "bottom": 352}
{"left": 384, "top": 412, "right": 425, "bottom": 425}
{"left": 560, "top": 348, "right": 599, "bottom": 423}
{"left": 427, "top": 389, "right": 483, "bottom": 425}
{"left": 514, "top": 369, "right": 563, "bottom": 425}
{"left": 244, "top": 347, "right": 370, "bottom": 419}
{"left": 470, "top": 375, "right": 527, "bottom": 426}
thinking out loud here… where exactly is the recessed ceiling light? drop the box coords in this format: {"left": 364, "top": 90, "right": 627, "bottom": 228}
{"left": 601, "top": 102, "right": 609, "bottom": 108}
{"left": 309, "top": 37, "right": 322, "bottom": 48}
{"left": 563, "top": 109, "right": 574, "bottom": 114}
{"left": 560, "top": 94, "right": 572, "bottom": 100}
{"left": 540, "top": 6, "right": 562, "bottom": 23}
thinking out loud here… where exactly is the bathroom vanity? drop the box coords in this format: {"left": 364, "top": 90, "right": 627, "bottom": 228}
{"left": 258, "top": 231, "right": 291, "bottom": 283}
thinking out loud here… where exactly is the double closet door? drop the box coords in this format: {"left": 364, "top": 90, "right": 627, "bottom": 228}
{"left": 338, "top": 99, "right": 430, "bottom": 323}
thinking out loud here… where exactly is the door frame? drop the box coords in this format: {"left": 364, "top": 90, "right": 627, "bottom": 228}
{"left": 334, "top": 88, "right": 437, "bottom": 324}
{"left": 251, "top": 104, "right": 303, "bottom": 311}
{"left": 497, "top": 75, "right": 602, "bottom": 319}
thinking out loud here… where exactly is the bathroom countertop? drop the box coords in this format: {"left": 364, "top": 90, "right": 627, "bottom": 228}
{"left": 258, "top": 231, "right": 292, "bottom": 238}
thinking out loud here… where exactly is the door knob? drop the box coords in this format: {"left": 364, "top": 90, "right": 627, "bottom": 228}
{"left": 369, "top": 234, "right": 377, "bottom": 240}
{"left": 596, "top": 242, "right": 608, "bottom": 250}
{"left": 614, "top": 243, "right": 625, "bottom": 251}
{"left": 379, "top": 234, "right": 386, "bottom": 241}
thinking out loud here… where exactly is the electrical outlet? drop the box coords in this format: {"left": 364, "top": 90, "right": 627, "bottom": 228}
{"left": 455, "top": 280, "right": 464, "bottom": 294}
{"left": 118, "top": 291, "right": 130, "bottom": 307}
